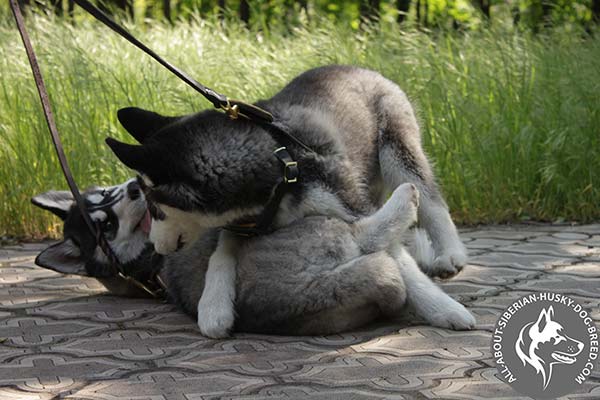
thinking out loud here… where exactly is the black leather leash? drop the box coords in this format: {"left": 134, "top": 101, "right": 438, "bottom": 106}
{"left": 71, "top": 0, "right": 264, "bottom": 121}
{"left": 12, "top": 0, "right": 314, "bottom": 266}
{"left": 72, "top": 0, "right": 315, "bottom": 154}
{"left": 10, "top": 0, "right": 165, "bottom": 297}
{"left": 66, "top": 0, "right": 316, "bottom": 236}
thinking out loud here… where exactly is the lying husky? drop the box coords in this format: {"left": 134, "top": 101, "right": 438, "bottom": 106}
{"left": 32, "top": 180, "right": 473, "bottom": 334}
{"left": 106, "top": 65, "right": 471, "bottom": 337}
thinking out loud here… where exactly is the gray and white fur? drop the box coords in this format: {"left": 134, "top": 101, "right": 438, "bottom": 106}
{"left": 32, "top": 181, "right": 475, "bottom": 335}
{"left": 105, "top": 66, "right": 472, "bottom": 337}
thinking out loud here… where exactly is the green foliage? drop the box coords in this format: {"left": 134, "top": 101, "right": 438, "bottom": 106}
{"left": 3, "top": 0, "right": 597, "bottom": 32}
{"left": 515, "top": 0, "right": 593, "bottom": 30}
{"left": 0, "top": 13, "right": 599, "bottom": 238}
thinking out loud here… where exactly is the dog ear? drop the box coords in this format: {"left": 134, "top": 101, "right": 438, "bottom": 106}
{"left": 535, "top": 307, "right": 553, "bottom": 333}
{"left": 117, "top": 107, "right": 175, "bottom": 144}
{"left": 105, "top": 138, "right": 157, "bottom": 175}
{"left": 31, "top": 190, "right": 74, "bottom": 220}
{"left": 35, "top": 239, "right": 88, "bottom": 276}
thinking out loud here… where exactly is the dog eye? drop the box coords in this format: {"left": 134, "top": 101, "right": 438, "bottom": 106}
{"left": 101, "top": 189, "right": 108, "bottom": 197}
{"left": 101, "top": 220, "right": 114, "bottom": 231}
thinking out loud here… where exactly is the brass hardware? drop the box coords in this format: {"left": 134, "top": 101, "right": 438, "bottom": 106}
{"left": 221, "top": 100, "right": 239, "bottom": 120}
{"left": 155, "top": 274, "right": 167, "bottom": 292}
{"left": 274, "top": 147, "right": 299, "bottom": 184}
{"left": 118, "top": 272, "right": 162, "bottom": 298}
{"left": 284, "top": 160, "right": 298, "bottom": 183}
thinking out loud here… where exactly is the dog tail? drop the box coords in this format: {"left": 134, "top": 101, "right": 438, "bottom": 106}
{"left": 409, "top": 228, "right": 436, "bottom": 269}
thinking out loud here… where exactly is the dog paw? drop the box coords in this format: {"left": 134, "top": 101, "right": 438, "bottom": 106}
{"left": 394, "top": 183, "right": 420, "bottom": 208}
{"left": 389, "top": 183, "right": 419, "bottom": 228}
{"left": 148, "top": 205, "right": 203, "bottom": 254}
{"left": 152, "top": 237, "right": 180, "bottom": 255}
{"left": 197, "top": 296, "right": 235, "bottom": 339}
{"left": 149, "top": 219, "right": 180, "bottom": 255}
{"left": 428, "top": 299, "right": 476, "bottom": 330}
{"left": 430, "top": 250, "right": 468, "bottom": 279}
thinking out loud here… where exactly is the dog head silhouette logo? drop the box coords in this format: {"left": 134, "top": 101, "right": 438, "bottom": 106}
{"left": 492, "top": 293, "right": 597, "bottom": 399}
{"left": 515, "top": 306, "right": 584, "bottom": 389}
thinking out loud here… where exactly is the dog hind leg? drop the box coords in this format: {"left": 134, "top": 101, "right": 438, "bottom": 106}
{"left": 408, "top": 227, "right": 436, "bottom": 272}
{"left": 353, "top": 182, "right": 419, "bottom": 253}
{"left": 376, "top": 85, "right": 467, "bottom": 278}
{"left": 390, "top": 243, "right": 475, "bottom": 330}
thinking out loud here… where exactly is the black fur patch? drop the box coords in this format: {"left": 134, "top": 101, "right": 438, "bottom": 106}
{"left": 109, "top": 65, "right": 432, "bottom": 225}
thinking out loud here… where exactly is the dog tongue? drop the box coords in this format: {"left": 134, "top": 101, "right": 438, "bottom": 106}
{"left": 140, "top": 210, "right": 152, "bottom": 235}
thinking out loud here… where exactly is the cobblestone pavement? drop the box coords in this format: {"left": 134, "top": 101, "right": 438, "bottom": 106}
{"left": 1, "top": 224, "right": 599, "bottom": 399}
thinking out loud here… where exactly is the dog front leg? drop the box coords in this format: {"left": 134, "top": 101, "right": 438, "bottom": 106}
{"left": 197, "top": 230, "right": 239, "bottom": 338}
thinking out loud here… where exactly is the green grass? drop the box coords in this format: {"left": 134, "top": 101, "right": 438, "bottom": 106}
{"left": 1, "top": 14, "right": 599, "bottom": 238}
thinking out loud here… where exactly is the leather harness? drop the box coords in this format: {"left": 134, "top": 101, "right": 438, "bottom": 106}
{"left": 9, "top": 0, "right": 314, "bottom": 297}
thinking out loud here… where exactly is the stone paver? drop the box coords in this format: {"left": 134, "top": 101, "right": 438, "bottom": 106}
{"left": 1, "top": 225, "right": 599, "bottom": 399}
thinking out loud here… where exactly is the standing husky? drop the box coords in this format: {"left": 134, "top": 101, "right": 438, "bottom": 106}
{"left": 33, "top": 181, "right": 473, "bottom": 334}
{"left": 106, "top": 65, "right": 471, "bottom": 337}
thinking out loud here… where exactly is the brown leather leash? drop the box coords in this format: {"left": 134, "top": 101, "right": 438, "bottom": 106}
{"left": 9, "top": 0, "right": 165, "bottom": 296}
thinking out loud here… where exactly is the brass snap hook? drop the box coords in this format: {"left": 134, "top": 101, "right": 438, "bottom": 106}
{"left": 221, "top": 100, "right": 239, "bottom": 120}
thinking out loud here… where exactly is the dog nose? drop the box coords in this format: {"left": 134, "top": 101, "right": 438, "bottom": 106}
{"left": 127, "top": 181, "right": 141, "bottom": 200}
